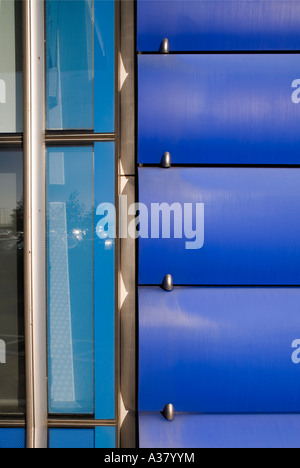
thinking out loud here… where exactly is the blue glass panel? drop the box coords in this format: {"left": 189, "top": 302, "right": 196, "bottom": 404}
{"left": 94, "top": 0, "right": 115, "bottom": 133}
{"left": 138, "top": 54, "right": 300, "bottom": 165}
{"left": 139, "top": 414, "right": 300, "bottom": 449}
{"left": 139, "top": 287, "right": 300, "bottom": 413}
{"left": 49, "top": 429, "right": 94, "bottom": 449}
{"left": 139, "top": 167, "right": 300, "bottom": 285}
{"left": 137, "top": 0, "right": 300, "bottom": 52}
{"left": 0, "top": 429, "right": 25, "bottom": 449}
{"left": 95, "top": 427, "right": 116, "bottom": 448}
{"left": 47, "top": 0, "right": 93, "bottom": 130}
{"left": 94, "top": 142, "right": 115, "bottom": 420}
{"left": 47, "top": 148, "right": 94, "bottom": 414}
{"left": 46, "top": 0, "right": 115, "bottom": 132}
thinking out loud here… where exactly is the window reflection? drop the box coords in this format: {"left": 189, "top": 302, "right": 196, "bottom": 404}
{"left": 47, "top": 148, "right": 94, "bottom": 414}
{"left": 46, "top": 0, "right": 115, "bottom": 132}
{"left": 47, "top": 0, "right": 94, "bottom": 130}
{"left": 0, "top": 0, "right": 22, "bottom": 133}
{"left": 0, "top": 150, "right": 24, "bottom": 414}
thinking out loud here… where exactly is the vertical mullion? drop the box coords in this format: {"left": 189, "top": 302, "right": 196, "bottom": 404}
{"left": 23, "top": 0, "right": 47, "bottom": 449}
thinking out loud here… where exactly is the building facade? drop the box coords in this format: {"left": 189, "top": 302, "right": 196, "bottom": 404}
{"left": 1, "top": 0, "right": 300, "bottom": 449}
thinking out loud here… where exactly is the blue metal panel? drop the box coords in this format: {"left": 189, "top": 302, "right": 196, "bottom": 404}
{"left": 139, "top": 168, "right": 300, "bottom": 285}
{"left": 94, "top": 0, "right": 115, "bottom": 133}
{"left": 95, "top": 427, "right": 116, "bottom": 448}
{"left": 139, "top": 287, "right": 300, "bottom": 413}
{"left": 0, "top": 429, "right": 25, "bottom": 449}
{"left": 47, "top": 148, "right": 94, "bottom": 414}
{"left": 138, "top": 54, "right": 300, "bottom": 165}
{"left": 139, "top": 414, "right": 300, "bottom": 449}
{"left": 49, "top": 429, "right": 94, "bottom": 449}
{"left": 137, "top": 0, "right": 300, "bottom": 52}
{"left": 94, "top": 142, "right": 115, "bottom": 420}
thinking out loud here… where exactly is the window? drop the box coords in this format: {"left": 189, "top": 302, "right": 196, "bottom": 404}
{"left": 0, "top": 150, "right": 24, "bottom": 414}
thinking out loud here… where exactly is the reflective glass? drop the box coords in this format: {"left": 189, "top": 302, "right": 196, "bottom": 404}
{"left": 47, "top": 144, "right": 115, "bottom": 416}
{"left": 46, "top": 0, "right": 115, "bottom": 132}
{"left": 0, "top": 0, "right": 23, "bottom": 133}
{"left": 94, "top": 142, "right": 115, "bottom": 420}
{"left": 49, "top": 428, "right": 94, "bottom": 449}
{"left": 49, "top": 427, "right": 116, "bottom": 448}
{"left": 0, "top": 150, "right": 24, "bottom": 414}
{"left": 95, "top": 426, "right": 115, "bottom": 448}
{"left": 0, "top": 428, "right": 25, "bottom": 449}
{"left": 47, "top": 147, "right": 94, "bottom": 414}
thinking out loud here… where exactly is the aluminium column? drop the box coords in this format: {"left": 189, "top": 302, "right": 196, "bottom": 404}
{"left": 23, "top": 0, "right": 47, "bottom": 449}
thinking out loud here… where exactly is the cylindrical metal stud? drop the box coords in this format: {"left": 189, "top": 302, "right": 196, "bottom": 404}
{"left": 160, "top": 38, "right": 170, "bottom": 54}
{"left": 162, "top": 404, "right": 175, "bottom": 421}
{"left": 161, "top": 152, "right": 171, "bottom": 168}
{"left": 162, "top": 274, "right": 174, "bottom": 292}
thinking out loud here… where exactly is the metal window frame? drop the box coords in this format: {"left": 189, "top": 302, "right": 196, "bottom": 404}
{"left": 23, "top": 0, "right": 48, "bottom": 449}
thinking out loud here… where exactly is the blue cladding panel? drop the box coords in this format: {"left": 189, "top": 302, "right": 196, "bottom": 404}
{"left": 94, "top": 143, "right": 115, "bottom": 420}
{"left": 94, "top": 0, "right": 115, "bottom": 133}
{"left": 139, "top": 168, "right": 300, "bottom": 285}
{"left": 137, "top": 0, "right": 300, "bottom": 52}
{"left": 138, "top": 54, "right": 300, "bottom": 165}
{"left": 47, "top": 0, "right": 115, "bottom": 132}
{"left": 95, "top": 427, "right": 116, "bottom": 448}
{"left": 49, "top": 429, "right": 95, "bottom": 449}
{"left": 0, "top": 429, "right": 25, "bottom": 449}
{"left": 139, "top": 414, "right": 300, "bottom": 449}
{"left": 139, "top": 287, "right": 300, "bottom": 413}
{"left": 47, "top": 148, "right": 94, "bottom": 414}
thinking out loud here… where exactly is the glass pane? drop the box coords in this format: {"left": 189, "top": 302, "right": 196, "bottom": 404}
{"left": 47, "top": 0, "right": 93, "bottom": 130}
{"left": 49, "top": 429, "right": 94, "bottom": 449}
{"left": 0, "top": 429, "right": 25, "bottom": 449}
{"left": 46, "top": 0, "right": 115, "bottom": 132}
{"left": 94, "top": 142, "right": 115, "bottom": 420}
{"left": 0, "top": 150, "right": 24, "bottom": 414}
{"left": 95, "top": 427, "right": 115, "bottom": 448}
{"left": 0, "top": 0, "right": 22, "bottom": 133}
{"left": 94, "top": 0, "right": 115, "bottom": 133}
{"left": 47, "top": 148, "right": 94, "bottom": 414}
